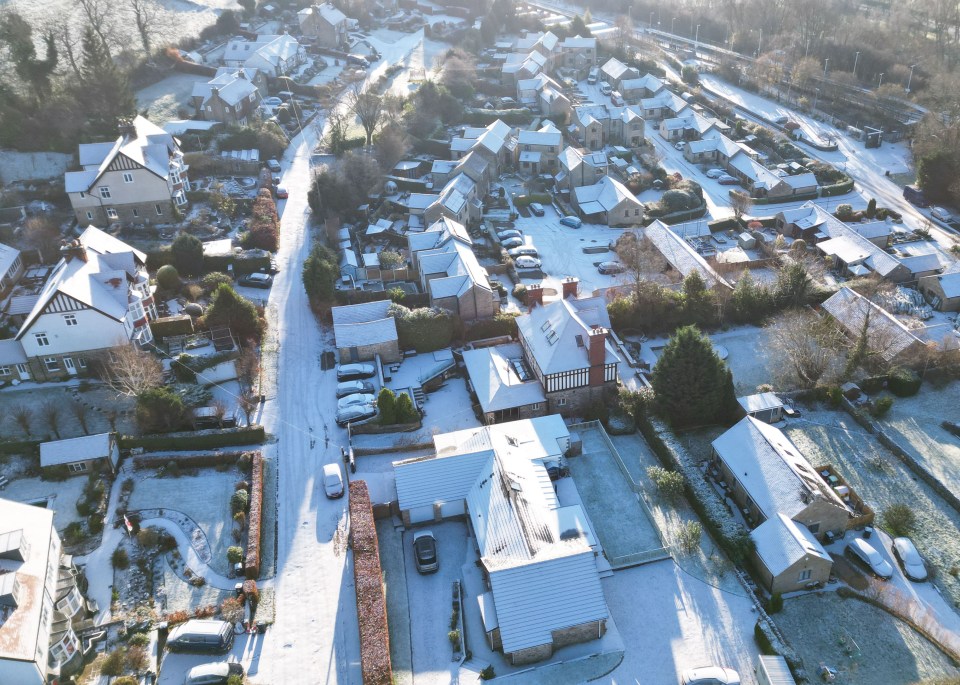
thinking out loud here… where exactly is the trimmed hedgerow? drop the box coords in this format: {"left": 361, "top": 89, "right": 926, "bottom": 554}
{"left": 245, "top": 452, "right": 264, "bottom": 579}
{"left": 349, "top": 480, "right": 392, "bottom": 685}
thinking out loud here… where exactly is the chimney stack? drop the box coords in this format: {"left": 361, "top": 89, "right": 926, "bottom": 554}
{"left": 117, "top": 118, "right": 137, "bottom": 140}
{"left": 60, "top": 239, "right": 88, "bottom": 263}
{"left": 588, "top": 326, "right": 607, "bottom": 386}
{"left": 526, "top": 283, "right": 544, "bottom": 309}
{"left": 561, "top": 276, "right": 579, "bottom": 299}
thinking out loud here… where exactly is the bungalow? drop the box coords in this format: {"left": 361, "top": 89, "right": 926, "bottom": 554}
{"left": 556, "top": 147, "right": 608, "bottom": 191}
{"left": 0, "top": 242, "right": 25, "bottom": 299}
{"left": 517, "top": 122, "right": 563, "bottom": 174}
{"left": 619, "top": 74, "right": 664, "bottom": 101}
{"left": 725, "top": 153, "right": 817, "bottom": 199}
{"left": 599, "top": 57, "right": 639, "bottom": 89}
{"left": 39, "top": 432, "right": 120, "bottom": 475}
{"left": 751, "top": 514, "right": 833, "bottom": 595}
{"left": 392, "top": 416, "right": 607, "bottom": 665}
{"left": 919, "top": 268, "right": 960, "bottom": 311}
{"left": 572, "top": 176, "right": 644, "bottom": 227}
{"left": 331, "top": 299, "right": 401, "bottom": 363}
{"left": 821, "top": 287, "right": 929, "bottom": 364}
{"left": 223, "top": 35, "right": 306, "bottom": 77}
{"left": 644, "top": 221, "right": 731, "bottom": 289}
{"left": 463, "top": 342, "right": 547, "bottom": 424}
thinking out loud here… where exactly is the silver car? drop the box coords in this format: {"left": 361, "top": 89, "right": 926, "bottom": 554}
{"left": 892, "top": 537, "right": 927, "bottom": 581}
{"left": 336, "top": 380, "right": 374, "bottom": 398}
{"left": 846, "top": 537, "right": 893, "bottom": 579}
{"left": 337, "top": 393, "right": 376, "bottom": 410}
{"left": 184, "top": 662, "right": 244, "bottom": 685}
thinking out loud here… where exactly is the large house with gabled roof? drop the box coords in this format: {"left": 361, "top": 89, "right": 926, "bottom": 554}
{"left": 65, "top": 116, "right": 188, "bottom": 227}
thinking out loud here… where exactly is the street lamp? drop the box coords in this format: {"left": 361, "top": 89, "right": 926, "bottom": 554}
{"left": 878, "top": 72, "right": 884, "bottom": 88}
{"left": 823, "top": 57, "right": 829, "bottom": 78}
{"left": 906, "top": 64, "right": 917, "bottom": 93}
{"left": 853, "top": 51, "right": 860, "bottom": 78}
{"left": 695, "top": 24, "right": 700, "bottom": 52}
{"left": 671, "top": 16, "right": 676, "bottom": 34}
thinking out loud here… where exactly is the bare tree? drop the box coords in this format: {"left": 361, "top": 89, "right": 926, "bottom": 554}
{"left": 212, "top": 400, "right": 228, "bottom": 428}
{"left": 77, "top": 0, "right": 120, "bottom": 59}
{"left": 767, "top": 310, "right": 845, "bottom": 388}
{"left": 41, "top": 400, "right": 62, "bottom": 439}
{"left": 614, "top": 14, "right": 633, "bottom": 52}
{"left": 730, "top": 191, "right": 754, "bottom": 223}
{"left": 614, "top": 230, "right": 668, "bottom": 291}
{"left": 11, "top": 406, "right": 33, "bottom": 437}
{"left": 94, "top": 344, "right": 163, "bottom": 397}
{"left": 127, "top": 0, "right": 167, "bottom": 57}
{"left": 236, "top": 346, "right": 259, "bottom": 392}
{"left": 239, "top": 391, "right": 259, "bottom": 426}
{"left": 70, "top": 401, "right": 91, "bottom": 435}
{"left": 347, "top": 84, "right": 384, "bottom": 147}
{"left": 23, "top": 216, "right": 63, "bottom": 264}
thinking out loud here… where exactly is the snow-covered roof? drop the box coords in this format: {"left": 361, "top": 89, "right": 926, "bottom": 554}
{"left": 433, "top": 415, "right": 569, "bottom": 461}
{"left": 600, "top": 57, "right": 635, "bottom": 81}
{"left": 619, "top": 74, "right": 664, "bottom": 94}
{"left": 394, "top": 448, "right": 494, "bottom": 510}
{"left": 661, "top": 111, "right": 716, "bottom": 135}
{"left": 850, "top": 220, "right": 892, "bottom": 241}
{"left": 408, "top": 217, "right": 471, "bottom": 254}
{"left": 192, "top": 69, "right": 260, "bottom": 108}
{"left": 515, "top": 296, "right": 619, "bottom": 376}
{"left": 462, "top": 343, "right": 546, "bottom": 413}
{"left": 644, "top": 221, "right": 730, "bottom": 289}
{"left": 712, "top": 417, "right": 843, "bottom": 521}
{"left": 315, "top": 2, "right": 347, "bottom": 25}
{"left": 518, "top": 127, "right": 562, "bottom": 148}
{"left": 573, "top": 176, "right": 641, "bottom": 216}
{"left": 640, "top": 90, "right": 688, "bottom": 114}
{"left": 331, "top": 300, "right": 398, "bottom": 349}
{"left": 928, "top": 270, "right": 960, "bottom": 299}
{"left": 751, "top": 513, "right": 830, "bottom": 577}
{"left": 687, "top": 134, "right": 740, "bottom": 158}
{"left": 0, "top": 242, "right": 21, "bottom": 277}
{"left": 0, "top": 339, "right": 27, "bottom": 365}
{"left": 737, "top": 392, "right": 784, "bottom": 415}
{"left": 726, "top": 152, "right": 783, "bottom": 190}
{"left": 898, "top": 252, "right": 942, "bottom": 275}
{"left": 560, "top": 36, "right": 596, "bottom": 49}
{"left": 821, "top": 287, "right": 925, "bottom": 362}
{"left": 40, "top": 433, "right": 115, "bottom": 468}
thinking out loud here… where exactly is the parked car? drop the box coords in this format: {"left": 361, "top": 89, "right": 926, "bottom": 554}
{"left": 559, "top": 215, "right": 582, "bottom": 228}
{"left": 337, "top": 393, "right": 376, "bottom": 410}
{"left": 931, "top": 206, "right": 954, "bottom": 222}
{"left": 346, "top": 54, "right": 370, "bottom": 67}
{"left": 600, "top": 81, "right": 612, "bottom": 95}
{"left": 674, "top": 141, "right": 686, "bottom": 151}
{"left": 508, "top": 246, "right": 539, "bottom": 259}
{"left": 238, "top": 273, "right": 273, "bottom": 288}
{"left": 514, "top": 255, "right": 542, "bottom": 269}
{"left": 336, "top": 403, "right": 378, "bottom": 427}
{"left": 497, "top": 229, "right": 523, "bottom": 241}
{"left": 322, "top": 463, "right": 344, "bottom": 499}
{"left": 184, "top": 661, "right": 244, "bottom": 685}
{"left": 336, "top": 380, "right": 375, "bottom": 398}
{"left": 681, "top": 666, "right": 740, "bottom": 685}
{"left": 275, "top": 185, "right": 289, "bottom": 199}
{"left": 705, "top": 168, "right": 725, "bottom": 179}
{"left": 598, "top": 261, "right": 625, "bottom": 275}
{"left": 262, "top": 97, "right": 282, "bottom": 108}
{"left": 587, "top": 67, "right": 599, "bottom": 84}
{"left": 266, "top": 159, "right": 281, "bottom": 173}
{"left": 892, "top": 537, "right": 928, "bottom": 581}
{"left": 772, "top": 115, "right": 790, "bottom": 125}
{"left": 336, "top": 363, "right": 376, "bottom": 381}
{"left": 717, "top": 174, "right": 739, "bottom": 185}
{"left": 529, "top": 202, "right": 546, "bottom": 216}
{"left": 501, "top": 236, "right": 524, "bottom": 249}
{"left": 846, "top": 537, "right": 893, "bottom": 579}
{"left": 413, "top": 530, "right": 439, "bottom": 573}
{"left": 166, "top": 620, "right": 234, "bottom": 654}
{"left": 610, "top": 90, "right": 624, "bottom": 106}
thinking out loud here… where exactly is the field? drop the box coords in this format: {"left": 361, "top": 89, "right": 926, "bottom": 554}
{"left": 783, "top": 409, "right": 960, "bottom": 609}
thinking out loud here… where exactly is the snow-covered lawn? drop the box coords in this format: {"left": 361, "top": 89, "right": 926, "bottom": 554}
{"left": 0, "top": 460, "right": 89, "bottom": 534}
{"left": 128, "top": 466, "right": 244, "bottom": 575}
{"left": 776, "top": 591, "right": 960, "bottom": 683}
{"left": 877, "top": 384, "right": 960, "bottom": 497}
{"left": 783, "top": 409, "right": 960, "bottom": 610}
{"left": 0, "top": 382, "right": 136, "bottom": 441}
{"left": 136, "top": 73, "right": 209, "bottom": 126}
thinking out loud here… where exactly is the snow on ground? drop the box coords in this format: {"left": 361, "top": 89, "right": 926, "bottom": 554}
{"left": 877, "top": 384, "right": 960, "bottom": 497}
{"left": 0, "top": 461, "right": 88, "bottom": 533}
{"left": 783, "top": 408, "right": 960, "bottom": 613}
{"left": 136, "top": 73, "right": 208, "bottom": 126}
{"left": 157, "top": 632, "right": 265, "bottom": 685}
{"left": 604, "top": 560, "right": 761, "bottom": 684}
{"left": 0, "top": 382, "right": 137, "bottom": 440}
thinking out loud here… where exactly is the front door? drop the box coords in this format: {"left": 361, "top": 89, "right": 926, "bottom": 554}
{"left": 64, "top": 357, "right": 77, "bottom": 375}
{"left": 16, "top": 363, "right": 30, "bottom": 380}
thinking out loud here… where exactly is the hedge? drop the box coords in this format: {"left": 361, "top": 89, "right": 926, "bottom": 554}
{"left": 245, "top": 452, "right": 264, "bottom": 579}
{"left": 149, "top": 315, "right": 195, "bottom": 342}
{"left": 133, "top": 450, "right": 246, "bottom": 470}
{"left": 820, "top": 179, "right": 855, "bottom": 197}
{"left": 887, "top": 367, "right": 921, "bottom": 397}
{"left": 119, "top": 425, "right": 266, "bottom": 451}
{"left": 513, "top": 193, "right": 552, "bottom": 207}
{"left": 350, "top": 480, "right": 392, "bottom": 685}
{"left": 0, "top": 439, "right": 41, "bottom": 455}
{"left": 745, "top": 190, "right": 819, "bottom": 206}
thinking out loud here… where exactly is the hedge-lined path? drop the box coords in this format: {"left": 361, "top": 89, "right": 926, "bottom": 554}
{"left": 133, "top": 508, "right": 213, "bottom": 564}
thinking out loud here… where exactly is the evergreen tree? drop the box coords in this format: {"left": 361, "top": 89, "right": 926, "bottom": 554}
{"left": 204, "top": 284, "right": 263, "bottom": 341}
{"left": 651, "top": 326, "right": 737, "bottom": 428}
{"left": 171, "top": 233, "right": 204, "bottom": 275}
{"left": 774, "top": 261, "right": 812, "bottom": 308}
{"left": 302, "top": 244, "right": 338, "bottom": 304}
{"left": 680, "top": 271, "right": 715, "bottom": 327}
{"left": 0, "top": 13, "right": 58, "bottom": 95}
{"left": 730, "top": 270, "right": 772, "bottom": 323}
{"left": 377, "top": 388, "right": 397, "bottom": 425}
{"left": 78, "top": 26, "right": 136, "bottom": 137}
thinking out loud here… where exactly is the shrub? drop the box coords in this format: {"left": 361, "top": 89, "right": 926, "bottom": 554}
{"left": 136, "top": 387, "right": 188, "bottom": 433}
{"left": 76, "top": 497, "right": 94, "bottom": 517}
{"left": 125, "top": 644, "right": 148, "bottom": 672}
{"left": 882, "top": 503, "right": 916, "bottom": 537}
{"left": 377, "top": 388, "right": 397, "bottom": 425}
{"left": 480, "top": 665, "right": 496, "bottom": 680}
{"left": 647, "top": 466, "right": 685, "bottom": 502}
{"left": 826, "top": 386, "right": 843, "bottom": 407}
{"left": 675, "top": 520, "right": 702, "bottom": 554}
{"left": 227, "top": 675, "right": 244, "bottom": 685}
{"left": 112, "top": 547, "right": 130, "bottom": 569}
{"left": 221, "top": 596, "right": 244, "bottom": 623}
{"left": 835, "top": 204, "right": 854, "bottom": 220}
{"left": 870, "top": 396, "right": 894, "bottom": 417}
{"left": 202, "top": 271, "right": 234, "bottom": 292}
{"left": 64, "top": 521, "right": 84, "bottom": 545}
{"left": 171, "top": 233, "right": 204, "bottom": 275}
{"left": 88, "top": 513, "right": 104, "bottom": 534}
{"left": 227, "top": 546, "right": 244, "bottom": 564}
{"left": 121, "top": 478, "right": 135, "bottom": 494}
{"left": 100, "top": 649, "right": 125, "bottom": 677}
{"left": 127, "top": 632, "right": 150, "bottom": 647}
{"left": 156, "top": 264, "right": 181, "bottom": 291}
{"left": 448, "top": 629, "right": 461, "bottom": 648}
{"left": 754, "top": 621, "right": 775, "bottom": 655}
{"left": 388, "top": 303, "right": 454, "bottom": 352}
{"left": 113, "top": 678, "right": 138, "bottom": 685}
{"left": 888, "top": 367, "right": 921, "bottom": 397}
{"left": 231, "top": 489, "right": 249, "bottom": 514}
{"left": 766, "top": 592, "right": 784, "bottom": 614}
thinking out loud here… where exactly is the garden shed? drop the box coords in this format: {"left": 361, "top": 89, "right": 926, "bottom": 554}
{"left": 40, "top": 433, "right": 120, "bottom": 475}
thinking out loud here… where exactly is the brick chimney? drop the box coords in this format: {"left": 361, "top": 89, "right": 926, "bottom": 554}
{"left": 117, "top": 118, "right": 137, "bottom": 140}
{"left": 60, "top": 239, "right": 88, "bottom": 263}
{"left": 526, "top": 283, "right": 544, "bottom": 309}
{"left": 588, "top": 326, "right": 607, "bottom": 386}
{"left": 561, "top": 277, "right": 579, "bottom": 299}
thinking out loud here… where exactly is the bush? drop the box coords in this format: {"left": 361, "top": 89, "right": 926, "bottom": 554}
{"left": 245, "top": 453, "right": 264, "bottom": 578}
{"left": 395, "top": 392, "right": 418, "bottom": 423}
{"left": 137, "top": 528, "right": 160, "bottom": 549}
{"left": 754, "top": 621, "right": 775, "bottom": 655}
{"left": 111, "top": 547, "right": 130, "bottom": 570}
{"left": 156, "top": 264, "right": 181, "bottom": 291}
{"left": 227, "top": 675, "right": 244, "bottom": 685}
{"left": 511, "top": 283, "right": 527, "bottom": 301}
{"left": 766, "top": 592, "right": 784, "bottom": 614}
{"left": 127, "top": 632, "right": 150, "bottom": 647}
{"left": 388, "top": 303, "right": 454, "bottom": 352}
{"left": 888, "top": 367, "right": 921, "bottom": 397}
{"left": 202, "top": 271, "right": 234, "bottom": 292}
{"left": 231, "top": 489, "right": 249, "bottom": 514}
{"left": 377, "top": 388, "right": 397, "bottom": 425}
{"left": 100, "top": 649, "right": 125, "bottom": 677}
{"left": 882, "top": 503, "right": 916, "bottom": 537}
{"left": 480, "top": 665, "right": 496, "bottom": 680}
{"left": 675, "top": 520, "right": 702, "bottom": 554}
{"left": 227, "top": 546, "right": 244, "bottom": 564}
{"left": 113, "top": 677, "right": 138, "bottom": 685}
{"left": 64, "top": 521, "right": 84, "bottom": 545}
{"left": 136, "top": 387, "right": 188, "bottom": 433}
{"left": 171, "top": 233, "right": 204, "bottom": 275}
{"left": 87, "top": 513, "right": 104, "bottom": 534}
{"left": 647, "top": 466, "right": 685, "bottom": 502}
{"left": 870, "top": 396, "right": 894, "bottom": 417}
{"left": 120, "top": 426, "right": 266, "bottom": 451}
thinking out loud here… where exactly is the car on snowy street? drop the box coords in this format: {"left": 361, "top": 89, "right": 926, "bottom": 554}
{"left": 514, "top": 255, "right": 542, "bottom": 269}
{"left": 501, "top": 236, "right": 524, "bottom": 249}
{"left": 705, "top": 168, "right": 725, "bottom": 179}
{"left": 681, "top": 666, "right": 740, "bottom": 685}
{"left": 322, "top": 463, "right": 344, "bottom": 499}
{"left": 598, "top": 261, "right": 625, "bottom": 275}
{"left": 559, "top": 215, "right": 582, "bottom": 228}
{"left": 413, "top": 531, "right": 439, "bottom": 573}
{"left": 717, "top": 174, "right": 739, "bottom": 185}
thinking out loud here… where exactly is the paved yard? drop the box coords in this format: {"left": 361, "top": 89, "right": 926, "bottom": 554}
{"left": 568, "top": 426, "right": 664, "bottom": 563}
{"left": 0, "top": 455, "right": 89, "bottom": 533}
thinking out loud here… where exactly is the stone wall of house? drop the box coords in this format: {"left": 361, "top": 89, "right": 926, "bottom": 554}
{"left": 547, "top": 383, "right": 613, "bottom": 417}
{"left": 508, "top": 642, "right": 553, "bottom": 665}
{"left": 76, "top": 199, "right": 178, "bottom": 228}
{"left": 552, "top": 619, "right": 606, "bottom": 650}
{"left": 338, "top": 339, "right": 401, "bottom": 364}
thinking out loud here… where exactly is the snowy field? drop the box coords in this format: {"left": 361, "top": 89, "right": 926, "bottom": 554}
{"left": 136, "top": 73, "right": 208, "bottom": 126}
{"left": 784, "top": 409, "right": 960, "bottom": 610}
{"left": 0, "top": 458, "right": 89, "bottom": 533}
{"left": 877, "top": 384, "right": 960, "bottom": 497}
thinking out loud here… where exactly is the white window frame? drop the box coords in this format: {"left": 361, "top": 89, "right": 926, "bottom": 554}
{"left": 798, "top": 569, "right": 812, "bottom": 582}
{"left": 77, "top": 357, "right": 87, "bottom": 369}
{"left": 44, "top": 357, "right": 59, "bottom": 372}
{"left": 123, "top": 172, "right": 134, "bottom": 184}
{"left": 35, "top": 332, "right": 50, "bottom": 347}
{"left": 99, "top": 186, "right": 111, "bottom": 199}
{"left": 0, "top": 366, "right": 9, "bottom": 376}
{"left": 155, "top": 204, "right": 163, "bottom": 215}
{"left": 556, "top": 398, "right": 567, "bottom": 406}
{"left": 63, "top": 314, "right": 78, "bottom": 327}
{"left": 68, "top": 462, "right": 88, "bottom": 473}
{"left": 106, "top": 208, "right": 118, "bottom": 219}
{"left": 86, "top": 211, "right": 94, "bottom": 220}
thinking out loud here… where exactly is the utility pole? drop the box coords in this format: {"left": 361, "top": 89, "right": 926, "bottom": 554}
{"left": 906, "top": 64, "right": 917, "bottom": 93}
{"left": 878, "top": 72, "right": 884, "bottom": 89}
{"left": 671, "top": 16, "right": 676, "bottom": 34}
{"left": 758, "top": 28, "right": 762, "bottom": 57}
{"left": 823, "top": 57, "right": 829, "bottom": 78}
{"left": 695, "top": 24, "right": 700, "bottom": 53}
{"left": 853, "top": 51, "right": 860, "bottom": 78}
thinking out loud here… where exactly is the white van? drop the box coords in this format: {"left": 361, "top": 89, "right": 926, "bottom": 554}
{"left": 587, "top": 67, "right": 599, "bottom": 84}
{"left": 610, "top": 91, "right": 623, "bottom": 106}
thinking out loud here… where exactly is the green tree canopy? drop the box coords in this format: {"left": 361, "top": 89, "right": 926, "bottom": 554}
{"left": 204, "top": 284, "right": 263, "bottom": 341}
{"left": 377, "top": 388, "right": 397, "bottom": 425}
{"left": 651, "top": 325, "right": 738, "bottom": 428}
{"left": 171, "top": 233, "right": 204, "bottom": 275}
{"left": 302, "top": 244, "right": 338, "bottom": 304}
{"left": 76, "top": 27, "right": 136, "bottom": 138}
{"left": 136, "top": 387, "right": 187, "bottom": 432}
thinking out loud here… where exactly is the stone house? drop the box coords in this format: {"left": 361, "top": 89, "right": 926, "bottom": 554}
{"left": 297, "top": 3, "right": 348, "bottom": 48}
{"left": 331, "top": 299, "right": 401, "bottom": 363}
{"left": 572, "top": 104, "right": 645, "bottom": 151}
{"left": 919, "top": 269, "right": 960, "bottom": 311}
{"left": 556, "top": 147, "right": 608, "bottom": 191}
{"left": 572, "top": 176, "right": 644, "bottom": 227}
{"left": 516, "top": 123, "right": 563, "bottom": 175}
{"left": 191, "top": 69, "right": 262, "bottom": 126}
{"left": 65, "top": 116, "right": 188, "bottom": 227}
{"left": 599, "top": 57, "right": 639, "bottom": 89}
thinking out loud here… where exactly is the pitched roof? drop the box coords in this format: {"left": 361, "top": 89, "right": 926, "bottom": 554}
{"left": 432, "top": 414, "right": 569, "bottom": 461}
{"left": 737, "top": 392, "right": 784, "bottom": 415}
{"left": 644, "top": 221, "right": 730, "bottom": 289}
{"left": 573, "top": 176, "right": 642, "bottom": 215}
{"left": 640, "top": 90, "right": 689, "bottom": 114}
{"left": 331, "top": 300, "right": 398, "bottom": 348}
{"left": 712, "top": 417, "right": 844, "bottom": 521}
{"left": 687, "top": 133, "right": 741, "bottom": 158}
{"left": 418, "top": 240, "right": 491, "bottom": 300}
{"left": 560, "top": 36, "right": 596, "bottom": 49}
{"left": 462, "top": 343, "right": 546, "bottom": 413}
{"left": 518, "top": 127, "right": 562, "bottom": 148}
{"left": 192, "top": 69, "right": 259, "bottom": 108}
{"left": 928, "top": 270, "right": 960, "bottom": 299}
{"left": 619, "top": 74, "right": 664, "bottom": 94}
{"left": 0, "top": 242, "right": 21, "bottom": 277}
{"left": 821, "top": 287, "right": 925, "bottom": 362}
{"left": 515, "top": 296, "right": 619, "bottom": 375}
{"left": 316, "top": 2, "right": 347, "bottom": 24}
{"left": 600, "top": 57, "right": 635, "bottom": 81}
{"left": 0, "top": 339, "right": 27, "bottom": 366}
{"left": 408, "top": 217, "right": 472, "bottom": 254}
{"left": 751, "top": 513, "right": 830, "bottom": 576}
{"left": 40, "top": 433, "right": 114, "bottom": 467}
{"left": 394, "top": 449, "right": 494, "bottom": 510}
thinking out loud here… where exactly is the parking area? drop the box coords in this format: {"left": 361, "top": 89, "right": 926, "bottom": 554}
{"left": 567, "top": 426, "right": 665, "bottom": 564}
{"left": 157, "top": 632, "right": 265, "bottom": 685}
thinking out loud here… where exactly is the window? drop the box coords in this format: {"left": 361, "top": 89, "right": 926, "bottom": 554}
{"left": 77, "top": 357, "right": 87, "bottom": 369}
{"left": 123, "top": 172, "right": 134, "bottom": 184}
{"left": 0, "top": 366, "right": 9, "bottom": 376}
{"left": 106, "top": 208, "right": 118, "bottom": 219}
{"left": 16, "top": 364, "right": 27, "bottom": 375}
{"left": 63, "top": 314, "right": 77, "bottom": 327}
{"left": 624, "top": 210, "right": 629, "bottom": 217}
{"left": 556, "top": 398, "right": 567, "bottom": 406}
{"left": 86, "top": 211, "right": 93, "bottom": 220}
{"left": 132, "top": 208, "right": 139, "bottom": 218}
{"left": 798, "top": 569, "right": 812, "bottom": 582}
{"left": 155, "top": 204, "right": 163, "bottom": 216}
{"left": 171, "top": 171, "right": 181, "bottom": 184}
{"left": 532, "top": 403, "right": 541, "bottom": 410}
{"left": 99, "top": 186, "right": 111, "bottom": 199}
{"left": 68, "top": 462, "right": 88, "bottom": 473}
{"left": 79, "top": 191, "right": 85, "bottom": 198}
{"left": 35, "top": 333, "right": 50, "bottom": 347}
{"left": 44, "top": 357, "right": 59, "bottom": 372}
{"left": 635, "top": 209, "right": 640, "bottom": 216}
{"left": 176, "top": 194, "right": 187, "bottom": 206}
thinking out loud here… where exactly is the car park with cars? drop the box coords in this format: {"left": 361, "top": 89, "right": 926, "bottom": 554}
{"left": 529, "top": 202, "right": 546, "bottom": 216}
{"left": 559, "top": 215, "right": 582, "bottom": 228}
{"left": 336, "top": 380, "right": 375, "bottom": 398}
{"left": 501, "top": 236, "right": 524, "bottom": 249}
{"left": 681, "top": 666, "right": 740, "bottom": 685}
{"left": 337, "top": 393, "right": 376, "bottom": 410}
{"left": 514, "top": 255, "right": 542, "bottom": 269}
{"left": 335, "top": 403, "right": 378, "bottom": 427}
{"left": 497, "top": 229, "right": 523, "bottom": 241}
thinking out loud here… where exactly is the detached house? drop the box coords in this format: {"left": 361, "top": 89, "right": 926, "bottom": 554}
{"left": 298, "top": 3, "right": 349, "bottom": 48}
{"left": 619, "top": 74, "right": 664, "bottom": 101}
{"left": 65, "top": 116, "right": 188, "bottom": 227}
{"left": 557, "top": 147, "right": 608, "bottom": 191}
{"left": 659, "top": 111, "right": 720, "bottom": 143}
{"left": 599, "top": 57, "right": 639, "bottom": 89}
{"left": 224, "top": 35, "right": 305, "bottom": 77}
{"left": 572, "top": 176, "right": 644, "bottom": 227}
{"left": 821, "top": 287, "right": 929, "bottom": 364}
{"left": 13, "top": 227, "right": 156, "bottom": 382}
{"left": 331, "top": 299, "right": 401, "bottom": 363}
{"left": 392, "top": 417, "right": 608, "bottom": 665}
{"left": 557, "top": 36, "right": 597, "bottom": 75}
{"left": 640, "top": 90, "right": 689, "bottom": 122}
{"left": 191, "top": 69, "right": 262, "bottom": 126}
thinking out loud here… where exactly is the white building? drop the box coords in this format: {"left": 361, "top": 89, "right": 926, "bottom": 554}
{"left": 223, "top": 35, "right": 306, "bottom": 77}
